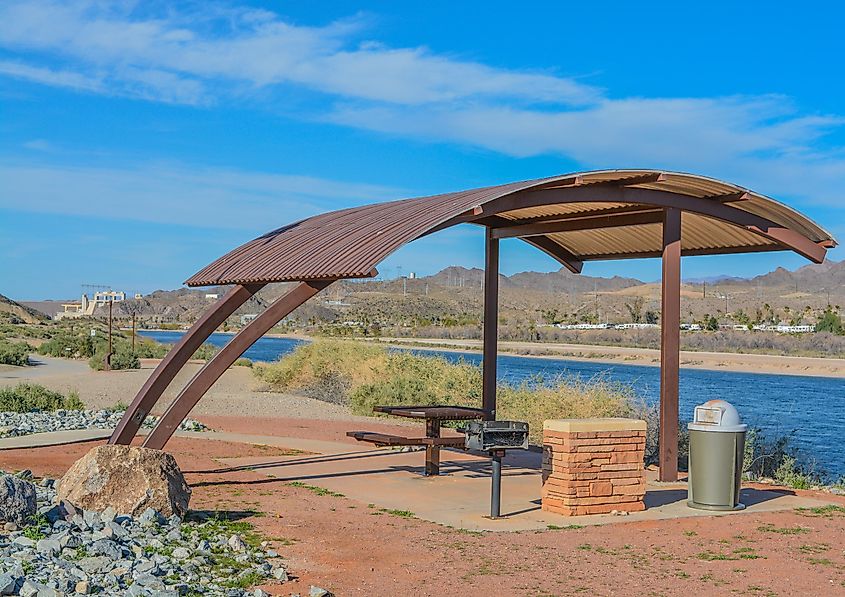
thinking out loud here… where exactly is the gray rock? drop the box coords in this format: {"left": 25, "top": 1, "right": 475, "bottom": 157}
{"left": 0, "top": 474, "right": 37, "bottom": 525}
{"left": 100, "top": 505, "right": 117, "bottom": 523}
{"left": 273, "top": 566, "right": 289, "bottom": 581}
{"left": 310, "top": 587, "right": 332, "bottom": 597}
{"left": 78, "top": 555, "right": 112, "bottom": 574}
{"left": 90, "top": 538, "right": 123, "bottom": 559}
{"left": 35, "top": 537, "right": 61, "bottom": 556}
{"left": 171, "top": 547, "right": 190, "bottom": 560}
{"left": 253, "top": 590, "right": 270, "bottom": 597}
{"left": 12, "top": 536, "right": 35, "bottom": 547}
{"left": 228, "top": 534, "right": 247, "bottom": 552}
{"left": 0, "top": 573, "right": 18, "bottom": 595}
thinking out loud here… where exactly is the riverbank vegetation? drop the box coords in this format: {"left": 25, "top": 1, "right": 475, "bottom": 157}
{"left": 255, "top": 339, "right": 840, "bottom": 487}
{"left": 255, "top": 339, "right": 648, "bottom": 446}
{"left": 0, "top": 318, "right": 218, "bottom": 370}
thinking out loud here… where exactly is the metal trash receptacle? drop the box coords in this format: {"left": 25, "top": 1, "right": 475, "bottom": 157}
{"left": 687, "top": 400, "right": 747, "bottom": 511}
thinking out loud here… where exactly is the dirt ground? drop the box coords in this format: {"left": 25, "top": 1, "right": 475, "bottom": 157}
{"left": 3, "top": 415, "right": 845, "bottom": 597}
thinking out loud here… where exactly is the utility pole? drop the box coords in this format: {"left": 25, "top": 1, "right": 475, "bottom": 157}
{"left": 106, "top": 300, "right": 113, "bottom": 371}
{"left": 702, "top": 281, "right": 706, "bottom": 298}
{"left": 403, "top": 277, "right": 407, "bottom": 298}
{"left": 131, "top": 311, "right": 136, "bottom": 352}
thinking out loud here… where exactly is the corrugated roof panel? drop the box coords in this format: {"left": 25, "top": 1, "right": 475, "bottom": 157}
{"left": 185, "top": 169, "right": 836, "bottom": 286}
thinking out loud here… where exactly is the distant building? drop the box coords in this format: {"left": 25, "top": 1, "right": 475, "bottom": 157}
{"left": 205, "top": 293, "right": 219, "bottom": 300}
{"left": 240, "top": 314, "right": 258, "bottom": 325}
{"left": 55, "top": 290, "right": 126, "bottom": 320}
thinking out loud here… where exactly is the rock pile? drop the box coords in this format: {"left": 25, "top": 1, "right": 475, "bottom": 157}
{"left": 0, "top": 410, "right": 208, "bottom": 438}
{"left": 0, "top": 473, "right": 290, "bottom": 596}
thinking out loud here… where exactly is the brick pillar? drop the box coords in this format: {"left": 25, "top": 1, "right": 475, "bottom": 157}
{"left": 542, "top": 418, "right": 647, "bottom": 516}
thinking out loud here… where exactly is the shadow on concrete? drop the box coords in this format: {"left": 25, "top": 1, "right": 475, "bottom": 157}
{"left": 643, "top": 486, "right": 794, "bottom": 509}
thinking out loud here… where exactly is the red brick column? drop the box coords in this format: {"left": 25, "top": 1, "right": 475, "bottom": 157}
{"left": 542, "top": 418, "right": 646, "bottom": 516}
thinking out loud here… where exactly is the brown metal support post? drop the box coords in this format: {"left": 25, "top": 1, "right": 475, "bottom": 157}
{"left": 425, "top": 418, "right": 441, "bottom": 476}
{"left": 142, "top": 280, "right": 331, "bottom": 450}
{"left": 109, "top": 283, "right": 262, "bottom": 445}
{"left": 660, "top": 208, "right": 681, "bottom": 482}
{"left": 482, "top": 227, "right": 500, "bottom": 420}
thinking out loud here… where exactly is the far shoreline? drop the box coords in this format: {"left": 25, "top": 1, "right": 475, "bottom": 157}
{"left": 137, "top": 328, "right": 845, "bottom": 379}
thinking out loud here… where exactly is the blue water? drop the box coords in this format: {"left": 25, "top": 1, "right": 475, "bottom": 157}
{"left": 139, "top": 330, "right": 845, "bottom": 478}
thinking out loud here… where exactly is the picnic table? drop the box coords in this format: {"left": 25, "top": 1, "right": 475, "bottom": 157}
{"left": 347, "top": 405, "right": 486, "bottom": 476}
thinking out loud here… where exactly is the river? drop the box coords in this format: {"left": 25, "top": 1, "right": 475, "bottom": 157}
{"left": 139, "top": 330, "right": 845, "bottom": 478}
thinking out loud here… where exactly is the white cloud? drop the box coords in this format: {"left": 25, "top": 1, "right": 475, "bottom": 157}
{"left": 0, "top": 161, "right": 403, "bottom": 229}
{"left": 0, "top": 59, "right": 104, "bottom": 93}
{"left": 1, "top": 1, "right": 844, "bottom": 210}
{"left": 0, "top": 1, "right": 597, "bottom": 107}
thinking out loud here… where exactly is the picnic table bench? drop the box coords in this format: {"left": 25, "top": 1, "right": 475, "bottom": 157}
{"left": 347, "top": 405, "right": 486, "bottom": 476}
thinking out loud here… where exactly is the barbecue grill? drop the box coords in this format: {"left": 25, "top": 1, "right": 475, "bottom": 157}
{"left": 464, "top": 420, "right": 529, "bottom": 451}
{"left": 463, "top": 420, "right": 530, "bottom": 519}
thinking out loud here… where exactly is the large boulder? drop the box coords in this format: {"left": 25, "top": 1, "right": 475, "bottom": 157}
{"left": 57, "top": 445, "right": 191, "bottom": 518}
{"left": 0, "top": 474, "right": 37, "bottom": 524}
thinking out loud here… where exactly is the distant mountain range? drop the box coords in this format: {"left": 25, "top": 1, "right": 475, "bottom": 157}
{"left": 14, "top": 259, "right": 845, "bottom": 324}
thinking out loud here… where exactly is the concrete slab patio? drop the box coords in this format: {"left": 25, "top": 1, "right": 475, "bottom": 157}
{"left": 8, "top": 426, "right": 832, "bottom": 531}
{"left": 197, "top": 435, "right": 832, "bottom": 532}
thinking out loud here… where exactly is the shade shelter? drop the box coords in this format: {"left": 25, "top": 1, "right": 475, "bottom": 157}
{"left": 110, "top": 169, "right": 836, "bottom": 481}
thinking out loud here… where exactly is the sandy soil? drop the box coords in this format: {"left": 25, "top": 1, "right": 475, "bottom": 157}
{"left": 0, "top": 356, "right": 391, "bottom": 423}
{"left": 2, "top": 416, "right": 845, "bottom": 596}
{"left": 375, "top": 337, "right": 845, "bottom": 378}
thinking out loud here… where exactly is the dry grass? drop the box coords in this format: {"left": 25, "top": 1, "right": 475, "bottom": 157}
{"left": 254, "top": 339, "right": 638, "bottom": 444}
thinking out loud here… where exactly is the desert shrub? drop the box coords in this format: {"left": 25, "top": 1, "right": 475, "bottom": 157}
{"left": 258, "top": 339, "right": 659, "bottom": 448}
{"left": 38, "top": 333, "right": 95, "bottom": 358}
{"left": 192, "top": 343, "right": 219, "bottom": 361}
{"left": 0, "top": 383, "right": 84, "bottom": 412}
{"left": 350, "top": 351, "right": 481, "bottom": 415}
{"left": 88, "top": 350, "right": 141, "bottom": 371}
{"left": 0, "top": 341, "right": 32, "bottom": 366}
{"left": 742, "top": 427, "right": 822, "bottom": 487}
{"left": 497, "top": 375, "right": 637, "bottom": 445}
{"left": 234, "top": 358, "right": 253, "bottom": 367}
{"left": 254, "top": 339, "right": 385, "bottom": 399}
{"left": 133, "top": 338, "right": 170, "bottom": 359}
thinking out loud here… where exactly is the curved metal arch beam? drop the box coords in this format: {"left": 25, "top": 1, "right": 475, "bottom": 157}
{"left": 109, "top": 283, "right": 263, "bottom": 445}
{"left": 477, "top": 186, "right": 827, "bottom": 263}
{"left": 142, "top": 280, "right": 332, "bottom": 450}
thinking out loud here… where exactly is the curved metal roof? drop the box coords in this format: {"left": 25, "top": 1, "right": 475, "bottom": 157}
{"left": 186, "top": 169, "right": 836, "bottom": 286}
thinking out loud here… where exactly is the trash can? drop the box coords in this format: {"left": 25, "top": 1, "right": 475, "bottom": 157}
{"left": 687, "top": 400, "right": 747, "bottom": 511}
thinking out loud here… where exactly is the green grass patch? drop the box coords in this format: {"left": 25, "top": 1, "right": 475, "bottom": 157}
{"left": 547, "top": 524, "right": 583, "bottom": 531}
{"left": 0, "top": 383, "right": 84, "bottom": 412}
{"left": 286, "top": 481, "right": 345, "bottom": 497}
{"left": 798, "top": 543, "right": 830, "bottom": 554}
{"left": 795, "top": 504, "right": 845, "bottom": 518}
{"left": 757, "top": 523, "right": 811, "bottom": 535}
{"left": 380, "top": 508, "right": 415, "bottom": 518}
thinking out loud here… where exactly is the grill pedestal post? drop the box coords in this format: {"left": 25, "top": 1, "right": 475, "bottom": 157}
{"left": 490, "top": 449, "right": 504, "bottom": 519}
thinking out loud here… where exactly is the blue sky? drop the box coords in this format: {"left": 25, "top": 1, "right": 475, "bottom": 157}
{"left": 1, "top": 1, "right": 844, "bottom": 300}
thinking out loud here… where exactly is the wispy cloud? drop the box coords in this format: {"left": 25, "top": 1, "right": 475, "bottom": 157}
{"left": 0, "top": 161, "right": 403, "bottom": 229}
{"left": 1, "top": 1, "right": 844, "bottom": 208}
{"left": 0, "top": 1, "right": 597, "bottom": 107}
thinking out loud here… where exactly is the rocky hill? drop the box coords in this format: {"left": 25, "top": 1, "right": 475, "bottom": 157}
{"left": 0, "top": 294, "right": 48, "bottom": 324}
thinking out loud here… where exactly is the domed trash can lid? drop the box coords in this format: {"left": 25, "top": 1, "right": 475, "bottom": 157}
{"left": 688, "top": 400, "right": 747, "bottom": 432}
